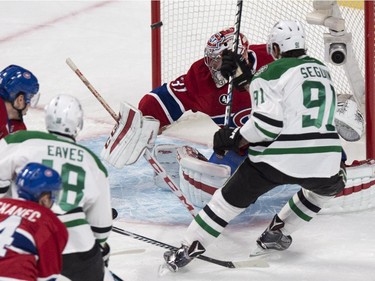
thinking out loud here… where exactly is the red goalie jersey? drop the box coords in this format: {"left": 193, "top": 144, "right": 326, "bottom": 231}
{"left": 0, "top": 198, "right": 68, "bottom": 281}
{"left": 139, "top": 43, "right": 273, "bottom": 129}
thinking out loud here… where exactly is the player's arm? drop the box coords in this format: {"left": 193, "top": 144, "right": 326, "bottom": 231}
{"left": 138, "top": 76, "right": 188, "bottom": 132}
{"left": 0, "top": 139, "right": 19, "bottom": 197}
{"left": 213, "top": 78, "right": 282, "bottom": 155}
{"left": 85, "top": 173, "right": 113, "bottom": 244}
{"left": 138, "top": 90, "right": 173, "bottom": 131}
{"left": 240, "top": 78, "right": 283, "bottom": 143}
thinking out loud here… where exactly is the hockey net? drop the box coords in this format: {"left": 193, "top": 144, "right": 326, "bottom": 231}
{"left": 151, "top": 0, "right": 375, "bottom": 213}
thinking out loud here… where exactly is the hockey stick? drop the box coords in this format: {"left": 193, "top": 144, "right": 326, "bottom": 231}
{"left": 223, "top": 0, "right": 243, "bottom": 128}
{"left": 112, "top": 226, "right": 269, "bottom": 269}
{"left": 111, "top": 272, "right": 123, "bottom": 281}
{"left": 65, "top": 58, "right": 197, "bottom": 218}
{"left": 111, "top": 248, "right": 146, "bottom": 256}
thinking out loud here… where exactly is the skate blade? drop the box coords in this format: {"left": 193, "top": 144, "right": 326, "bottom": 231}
{"left": 249, "top": 245, "right": 277, "bottom": 257}
{"left": 158, "top": 263, "right": 175, "bottom": 276}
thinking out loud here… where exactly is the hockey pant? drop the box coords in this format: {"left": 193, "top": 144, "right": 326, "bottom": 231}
{"left": 182, "top": 158, "right": 346, "bottom": 248}
{"left": 61, "top": 241, "right": 105, "bottom": 281}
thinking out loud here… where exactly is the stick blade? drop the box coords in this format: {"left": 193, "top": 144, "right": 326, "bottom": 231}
{"left": 232, "top": 258, "right": 270, "bottom": 268}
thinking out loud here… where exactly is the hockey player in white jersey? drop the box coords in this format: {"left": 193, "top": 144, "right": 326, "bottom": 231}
{"left": 0, "top": 94, "right": 114, "bottom": 281}
{"left": 163, "top": 20, "right": 347, "bottom": 272}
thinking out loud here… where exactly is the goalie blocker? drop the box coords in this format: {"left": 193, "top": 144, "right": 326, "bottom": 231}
{"left": 101, "top": 102, "right": 159, "bottom": 168}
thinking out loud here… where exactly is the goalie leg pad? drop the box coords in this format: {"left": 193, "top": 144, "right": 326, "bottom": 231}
{"left": 321, "top": 159, "right": 375, "bottom": 214}
{"left": 177, "top": 146, "right": 231, "bottom": 208}
{"left": 101, "top": 102, "right": 159, "bottom": 168}
{"left": 153, "top": 144, "right": 180, "bottom": 189}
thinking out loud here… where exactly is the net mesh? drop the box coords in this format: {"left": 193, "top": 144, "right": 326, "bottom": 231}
{"left": 159, "top": 0, "right": 365, "bottom": 97}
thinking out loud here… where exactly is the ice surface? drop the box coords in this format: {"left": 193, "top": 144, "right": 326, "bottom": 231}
{"left": 1, "top": 1, "right": 373, "bottom": 280}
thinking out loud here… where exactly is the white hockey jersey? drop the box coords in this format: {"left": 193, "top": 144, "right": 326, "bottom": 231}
{"left": 0, "top": 130, "right": 112, "bottom": 254}
{"left": 240, "top": 56, "right": 342, "bottom": 178}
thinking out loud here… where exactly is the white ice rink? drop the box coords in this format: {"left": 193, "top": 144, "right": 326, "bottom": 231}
{"left": 1, "top": 1, "right": 374, "bottom": 280}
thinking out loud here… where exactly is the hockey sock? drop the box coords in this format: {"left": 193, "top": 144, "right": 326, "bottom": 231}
{"left": 277, "top": 188, "right": 333, "bottom": 235}
{"left": 182, "top": 189, "right": 245, "bottom": 247}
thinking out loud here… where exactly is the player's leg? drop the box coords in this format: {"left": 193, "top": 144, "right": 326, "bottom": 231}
{"left": 164, "top": 158, "right": 277, "bottom": 271}
{"left": 253, "top": 165, "right": 346, "bottom": 255}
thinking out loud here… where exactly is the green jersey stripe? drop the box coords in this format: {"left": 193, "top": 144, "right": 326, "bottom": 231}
{"left": 288, "top": 198, "right": 312, "bottom": 222}
{"left": 249, "top": 145, "right": 342, "bottom": 156}
{"left": 64, "top": 218, "right": 89, "bottom": 228}
{"left": 195, "top": 214, "right": 220, "bottom": 238}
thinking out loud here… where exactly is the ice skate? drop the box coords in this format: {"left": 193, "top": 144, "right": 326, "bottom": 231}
{"left": 250, "top": 215, "right": 292, "bottom": 257}
{"left": 163, "top": 241, "right": 205, "bottom": 272}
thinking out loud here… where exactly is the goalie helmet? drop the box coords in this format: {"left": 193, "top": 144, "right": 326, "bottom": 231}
{"left": 16, "top": 162, "right": 62, "bottom": 203}
{"left": 45, "top": 94, "right": 84, "bottom": 139}
{"left": 204, "top": 27, "right": 250, "bottom": 88}
{"left": 0, "top": 64, "right": 40, "bottom": 107}
{"left": 267, "top": 20, "right": 306, "bottom": 60}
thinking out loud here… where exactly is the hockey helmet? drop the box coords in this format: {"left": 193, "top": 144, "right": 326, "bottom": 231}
{"left": 16, "top": 162, "right": 62, "bottom": 203}
{"left": 204, "top": 27, "right": 250, "bottom": 87}
{"left": 0, "top": 65, "right": 40, "bottom": 106}
{"left": 267, "top": 20, "right": 306, "bottom": 59}
{"left": 45, "top": 94, "right": 84, "bottom": 139}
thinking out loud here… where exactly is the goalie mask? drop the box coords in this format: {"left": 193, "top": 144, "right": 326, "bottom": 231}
{"left": 45, "top": 94, "right": 84, "bottom": 139}
{"left": 204, "top": 27, "right": 250, "bottom": 88}
{"left": 267, "top": 20, "right": 306, "bottom": 60}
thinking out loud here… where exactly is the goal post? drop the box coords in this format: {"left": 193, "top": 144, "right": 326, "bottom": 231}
{"left": 365, "top": 0, "right": 375, "bottom": 159}
{"left": 151, "top": 0, "right": 374, "bottom": 159}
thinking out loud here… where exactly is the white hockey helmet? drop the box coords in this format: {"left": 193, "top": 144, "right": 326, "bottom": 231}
{"left": 204, "top": 27, "right": 249, "bottom": 87}
{"left": 267, "top": 20, "right": 306, "bottom": 59}
{"left": 45, "top": 94, "right": 83, "bottom": 139}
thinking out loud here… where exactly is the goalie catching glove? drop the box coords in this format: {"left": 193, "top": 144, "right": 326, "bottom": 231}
{"left": 101, "top": 102, "right": 160, "bottom": 168}
{"left": 334, "top": 96, "right": 364, "bottom": 142}
{"left": 220, "top": 49, "right": 254, "bottom": 91}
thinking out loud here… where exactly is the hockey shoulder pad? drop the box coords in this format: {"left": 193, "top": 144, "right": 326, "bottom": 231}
{"left": 101, "top": 102, "right": 159, "bottom": 168}
{"left": 177, "top": 146, "right": 231, "bottom": 208}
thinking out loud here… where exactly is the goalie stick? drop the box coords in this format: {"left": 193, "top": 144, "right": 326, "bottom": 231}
{"left": 112, "top": 226, "right": 269, "bottom": 269}
{"left": 224, "top": 0, "right": 243, "bottom": 128}
{"left": 65, "top": 58, "right": 197, "bottom": 218}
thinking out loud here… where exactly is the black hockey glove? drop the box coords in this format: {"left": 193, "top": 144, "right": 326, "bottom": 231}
{"left": 213, "top": 127, "right": 242, "bottom": 156}
{"left": 100, "top": 242, "right": 111, "bottom": 267}
{"left": 220, "top": 49, "right": 254, "bottom": 91}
